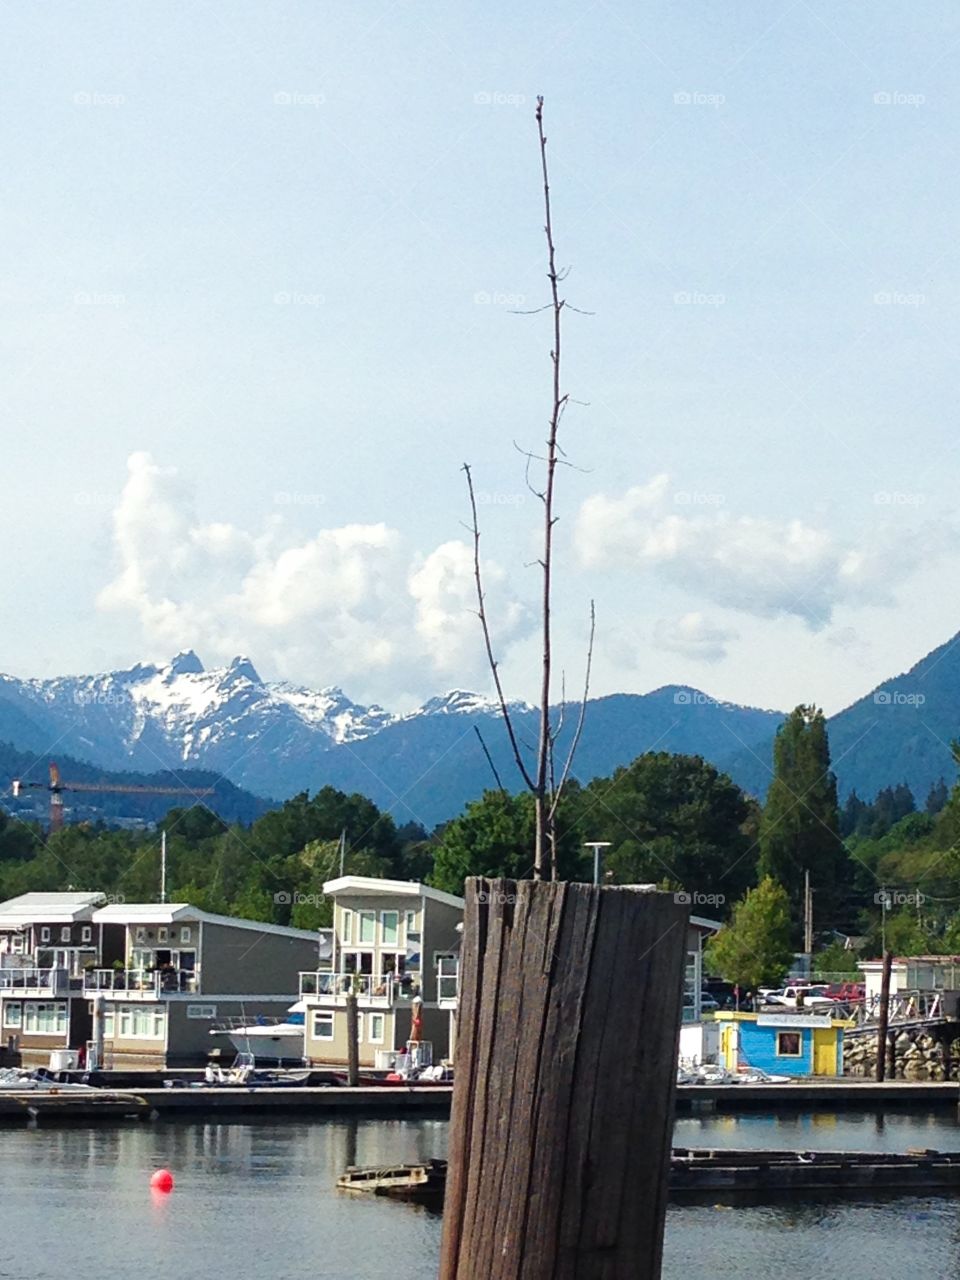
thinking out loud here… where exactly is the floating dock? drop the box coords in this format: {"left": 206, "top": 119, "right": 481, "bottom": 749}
{"left": 0, "top": 1089, "right": 152, "bottom": 1123}
{"left": 2, "top": 1076, "right": 958, "bottom": 1125}
{"left": 339, "top": 1146, "right": 960, "bottom": 1206}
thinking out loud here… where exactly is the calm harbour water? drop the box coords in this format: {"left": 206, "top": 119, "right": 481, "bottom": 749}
{"left": 2, "top": 1111, "right": 960, "bottom": 1278}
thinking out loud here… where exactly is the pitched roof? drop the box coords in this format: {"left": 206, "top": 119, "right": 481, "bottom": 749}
{"left": 321, "top": 875, "right": 465, "bottom": 910}
{"left": 0, "top": 891, "right": 106, "bottom": 925}
{"left": 91, "top": 902, "right": 325, "bottom": 942}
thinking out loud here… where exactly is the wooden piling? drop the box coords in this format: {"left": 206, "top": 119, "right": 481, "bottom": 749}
{"left": 876, "top": 950, "right": 893, "bottom": 1083}
{"left": 438, "top": 878, "right": 688, "bottom": 1280}
{"left": 346, "top": 993, "right": 359, "bottom": 1087}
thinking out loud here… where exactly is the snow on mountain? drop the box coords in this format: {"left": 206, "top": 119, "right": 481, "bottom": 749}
{"left": 1, "top": 652, "right": 402, "bottom": 777}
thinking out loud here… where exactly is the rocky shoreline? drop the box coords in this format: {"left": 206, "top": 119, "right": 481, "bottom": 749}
{"left": 844, "top": 1027, "right": 960, "bottom": 1081}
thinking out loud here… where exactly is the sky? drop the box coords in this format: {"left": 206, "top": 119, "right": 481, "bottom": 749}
{"left": 3, "top": 0, "right": 960, "bottom": 715}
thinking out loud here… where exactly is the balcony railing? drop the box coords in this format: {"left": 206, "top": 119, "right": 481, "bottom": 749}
{"left": 0, "top": 966, "right": 68, "bottom": 995}
{"left": 84, "top": 967, "right": 198, "bottom": 997}
{"left": 299, "top": 970, "right": 423, "bottom": 1004}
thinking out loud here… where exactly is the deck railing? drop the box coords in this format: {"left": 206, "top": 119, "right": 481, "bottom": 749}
{"left": 299, "top": 970, "right": 423, "bottom": 1003}
{"left": 0, "top": 966, "right": 69, "bottom": 995}
{"left": 83, "top": 967, "right": 198, "bottom": 996}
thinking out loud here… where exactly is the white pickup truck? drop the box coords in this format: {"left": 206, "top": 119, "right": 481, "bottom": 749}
{"left": 763, "top": 984, "right": 834, "bottom": 1009}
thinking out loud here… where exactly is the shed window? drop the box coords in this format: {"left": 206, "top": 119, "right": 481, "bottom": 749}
{"left": 313, "top": 1011, "right": 334, "bottom": 1041}
{"left": 776, "top": 1031, "right": 803, "bottom": 1057}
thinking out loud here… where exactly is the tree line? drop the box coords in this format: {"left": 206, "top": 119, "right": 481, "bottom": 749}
{"left": 3, "top": 704, "right": 960, "bottom": 988}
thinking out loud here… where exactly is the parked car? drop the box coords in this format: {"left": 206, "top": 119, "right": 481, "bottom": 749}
{"left": 822, "top": 981, "right": 865, "bottom": 1003}
{"left": 699, "top": 992, "right": 720, "bottom": 1012}
{"left": 764, "top": 984, "right": 834, "bottom": 1009}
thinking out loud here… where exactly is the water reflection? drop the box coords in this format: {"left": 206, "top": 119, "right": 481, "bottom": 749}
{"left": 3, "top": 1113, "right": 960, "bottom": 1280}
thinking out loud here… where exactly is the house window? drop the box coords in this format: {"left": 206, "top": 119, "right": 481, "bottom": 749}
{"left": 186, "top": 1005, "right": 217, "bottom": 1020}
{"left": 341, "top": 910, "right": 353, "bottom": 945}
{"left": 358, "top": 912, "right": 376, "bottom": 945}
{"left": 60, "top": 927, "right": 71, "bottom": 943}
{"left": 404, "top": 910, "right": 417, "bottom": 934}
{"left": 179, "top": 927, "right": 192, "bottom": 944}
{"left": 158, "top": 927, "right": 168, "bottom": 943}
{"left": 109, "top": 1005, "right": 165, "bottom": 1040}
{"left": 312, "top": 1011, "right": 334, "bottom": 1041}
{"left": 39, "top": 927, "right": 50, "bottom": 943}
{"left": 368, "top": 1013, "right": 385, "bottom": 1044}
{"left": 23, "top": 1002, "right": 67, "bottom": 1035}
{"left": 4, "top": 1002, "right": 22, "bottom": 1028}
{"left": 81, "top": 926, "right": 92, "bottom": 943}
{"left": 381, "top": 912, "right": 399, "bottom": 946}
{"left": 776, "top": 1031, "right": 803, "bottom": 1057}
{"left": 135, "top": 928, "right": 147, "bottom": 944}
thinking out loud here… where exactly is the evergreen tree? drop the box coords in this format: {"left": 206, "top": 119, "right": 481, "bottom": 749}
{"left": 926, "top": 778, "right": 949, "bottom": 816}
{"left": 758, "top": 705, "right": 846, "bottom": 930}
{"left": 840, "top": 790, "right": 866, "bottom": 838}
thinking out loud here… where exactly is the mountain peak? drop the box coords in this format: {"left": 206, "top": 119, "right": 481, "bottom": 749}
{"left": 167, "top": 650, "right": 204, "bottom": 677}
{"left": 225, "top": 655, "right": 261, "bottom": 684}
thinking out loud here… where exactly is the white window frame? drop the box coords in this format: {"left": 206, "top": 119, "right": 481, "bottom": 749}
{"left": 368, "top": 1012, "right": 385, "bottom": 1044}
{"left": 103, "top": 1009, "right": 115, "bottom": 1038}
{"left": 776, "top": 1030, "right": 804, "bottom": 1058}
{"left": 179, "top": 927, "right": 192, "bottom": 944}
{"left": 23, "top": 1002, "right": 67, "bottom": 1036}
{"left": 358, "top": 911, "right": 376, "bottom": 945}
{"left": 312, "top": 1010, "right": 334, "bottom": 1041}
{"left": 60, "top": 926, "right": 71, "bottom": 943}
{"left": 39, "top": 927, "right": 50, "bottom": 943}
{"left": 341, "top": 909, "right": 353, "bottom": 945}
{"left": 3, "top": 1001, "right": 22, "bottom": 1028}
{"left": 380, "top": 911, "right": 399, "bottom": 947}
{"left": 135, "top": 927, "right": 147, "bottom": 944}
{"left": 81, "top": 925, "right": 92, "bottom": 943}
{"left": 404, "top": 909, "right": 417, "bottom": 934}
{"left": 158, "top": 927, "right": 168, "bottom": 943}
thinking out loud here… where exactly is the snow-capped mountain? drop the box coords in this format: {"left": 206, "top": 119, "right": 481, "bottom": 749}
{"left": 0, "top": 653, "right": 532, "bottom": 812}
{"left": 0, "top": 651, "right": 396, "bottom": 772}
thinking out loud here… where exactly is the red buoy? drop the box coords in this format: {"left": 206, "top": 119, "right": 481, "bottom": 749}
{"left": 150, "top": 1168, "right": 174, "bottom": 1193}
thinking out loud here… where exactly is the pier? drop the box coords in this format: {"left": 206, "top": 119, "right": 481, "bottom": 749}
{"left": 1, "top": 1075, "right": 958, "bottom": 1125}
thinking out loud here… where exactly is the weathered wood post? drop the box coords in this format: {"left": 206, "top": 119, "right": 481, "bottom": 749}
{"left": 346, "top": 992, "right": 359, "bottom": 1087}
{"left": 438, "top": 878, "right": 688, "bottom": 1280}
{"left": 876, "top": 950, "right": 893, "bottom": 1082}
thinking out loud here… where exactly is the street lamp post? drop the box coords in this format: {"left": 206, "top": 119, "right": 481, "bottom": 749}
{"left": 584, "top": 841, "right": 612, "bottom": 887}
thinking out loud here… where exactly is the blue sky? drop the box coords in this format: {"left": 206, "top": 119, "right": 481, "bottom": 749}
{"left": 3, "top": 1, "right": 960, "bottom": 714}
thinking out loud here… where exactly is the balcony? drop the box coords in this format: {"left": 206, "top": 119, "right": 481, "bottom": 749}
{"left": 84, "top": 967, "right": 199, "bottom": 999}
{"left": 299, "top": 970, "right": 423, "bottom": 1005}
{"left": 0, "top": 966, "right": 69, "bottom": 997}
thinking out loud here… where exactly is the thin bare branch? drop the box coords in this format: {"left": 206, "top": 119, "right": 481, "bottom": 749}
{"left": 473, "top": 725, "right": 506, "bottom": 793}
{"left": 550, "top": 599, "right": 596, "bottom": 821}
{"left": 462, "top": 462, "right": 536, "bottom": 793}
{"left": 532, "top": 93, "right": 563, "bottom": 880}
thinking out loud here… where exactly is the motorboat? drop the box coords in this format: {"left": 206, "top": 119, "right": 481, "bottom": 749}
{"left": 211, "top": 1001, "right": 307, "bottom": 1065}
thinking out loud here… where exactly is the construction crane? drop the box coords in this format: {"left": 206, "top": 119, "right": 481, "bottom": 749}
{"left": 11, "top": 762, "right": 216, "bottom": 833}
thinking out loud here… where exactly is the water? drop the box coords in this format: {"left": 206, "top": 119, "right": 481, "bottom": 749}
{"left": 2, "top": 1112, "right": 960, "bottom": 1278}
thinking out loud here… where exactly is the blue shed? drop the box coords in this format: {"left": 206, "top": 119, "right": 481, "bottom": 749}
{"left": 717, "top": 1011, "right": 847, "bottom": 1077}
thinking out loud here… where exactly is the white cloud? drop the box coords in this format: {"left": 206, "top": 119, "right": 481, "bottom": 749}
{"left": 98, "top": 453, "right": 525, "bottom": 694}
{"left": 652, "top": 612, "right": 738, "bottom": 663}
{"left": 576, "top": 475, "right": 955, "bottom": 628}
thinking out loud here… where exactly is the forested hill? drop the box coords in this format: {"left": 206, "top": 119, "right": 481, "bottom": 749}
{"left": 0, "top": 741, "right": 269, "bottom": 828}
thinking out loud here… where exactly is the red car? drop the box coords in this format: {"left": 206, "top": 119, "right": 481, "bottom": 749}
{"left": 823, "top": 981, "right": 864, "bottom": 1002}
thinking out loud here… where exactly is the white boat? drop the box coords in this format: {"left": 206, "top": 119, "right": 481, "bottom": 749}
{"left": 211, "top": 1002, "right": 306, "bottom": 1064}
{"left": 0, "top": 1067, "right": 96, "bottom": 1092}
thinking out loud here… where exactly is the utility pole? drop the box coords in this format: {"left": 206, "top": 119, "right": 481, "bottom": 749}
{"left": 160, "top": 829, "right": 167, "bottom": 904}
{"left": 803, "top": 869, "right": 813, "bottom": 961}
{"left": 876, "top": 949, "right": 893, "bottom": 1082}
